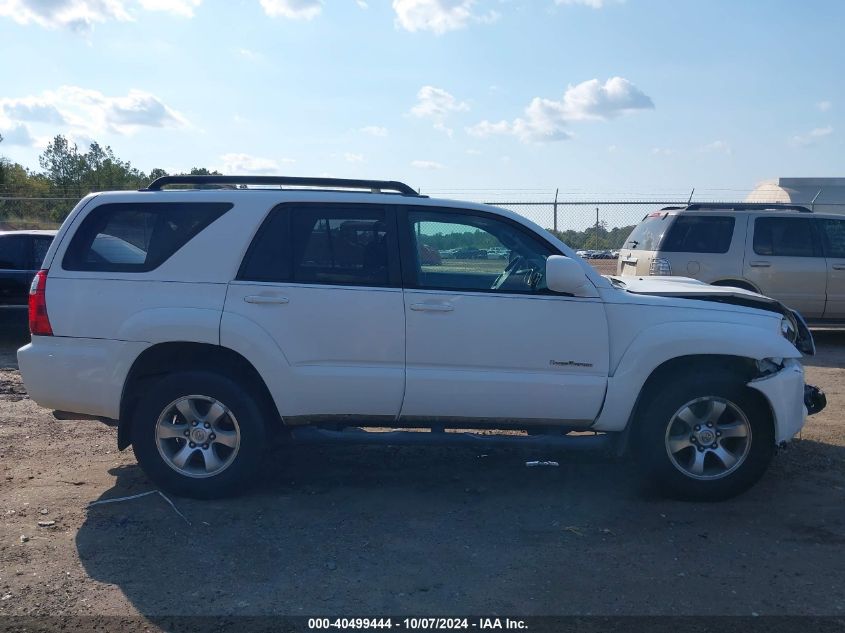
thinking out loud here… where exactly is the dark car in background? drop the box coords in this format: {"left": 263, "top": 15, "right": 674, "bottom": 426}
{"left": 0, "top": 230, "right": 56, "bottom": 307}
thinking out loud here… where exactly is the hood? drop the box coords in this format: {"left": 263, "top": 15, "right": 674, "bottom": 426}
{"left": 608, "top": 275, "right": 816, "bottom": 355}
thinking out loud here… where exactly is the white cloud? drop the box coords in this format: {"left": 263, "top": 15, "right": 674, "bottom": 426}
{"left": 466, "top": 148, "right": 482, "bottom": 155}
{"left": 702, "top": 140, "right": 732, "bottom": 155}
{"left": 392, "top": 0, "right": 496, "bottom": 35}
{"left": 411, "top": 160, "right": 444, "bottom": 170}
{"left": 356, "top": 0, "right": 368, "bottom": 7}
{"left": 651, "top": 147, "right": 674, "bottom": 156}
{"left": 237, "top": 48, "right": 263, "bottom": 62}
{"left": 790, "top": 126, "right": 833, "bottom": 147}
{"left": 0, "top": 122, "right": 36, "bottom": 146}
{"left": 0, "top": 0, "right": 201, "bottom": 31}
{"left": 467, "top": 77, "right": 653, "bottom": 143}
{"left": 344, "top": 152, "right": 365, "bottom": 163}
{"left": 360, "top": 125, "right": 388, "bottom": 137}
{"left": 138, "top": 0, "right": 201, "bottom": 17}
{"left": 555, "top": 0, "right": 621, "bottom": 7}
{"left": 0, "top": 86, "right": 189, "bottom": 137}
{"left": 411, "top": 86, "right": 469, "bottom": 137}
{"left": 817, "top": 100, "right": 832, "bottom": 112}
{"left": 219, "top": 153, "right": 295, "bottom": 175}
{"left": 411, "top": 85, "right": 470, "bottom": 119}
{"left": 260, "top": 0, "right": 322, "bottom": 19}
{"left": 0, "top": 0, "right": 132, "bottom": 31}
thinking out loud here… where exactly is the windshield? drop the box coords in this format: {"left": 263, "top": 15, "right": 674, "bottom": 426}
{"left": 623, "top": 212, "right": 672, "bottom": 250}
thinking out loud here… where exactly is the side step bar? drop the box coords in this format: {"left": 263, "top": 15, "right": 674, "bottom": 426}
{"left": 289, "top": 426, "right": 615, "bottom": 451}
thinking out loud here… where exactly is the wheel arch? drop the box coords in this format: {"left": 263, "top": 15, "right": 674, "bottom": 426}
{"left": 711, "top": 279, "right": 760, "bottom": 293}
{"left": 118, "top": 342, "right": 281, "bottom": 450}
{"left": 608, "top": 354, "right": 775, "bottom": 456}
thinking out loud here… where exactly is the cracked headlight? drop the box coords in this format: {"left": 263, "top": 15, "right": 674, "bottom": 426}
{"left": 781, "top": 315, "right": 798, "bottom": 344}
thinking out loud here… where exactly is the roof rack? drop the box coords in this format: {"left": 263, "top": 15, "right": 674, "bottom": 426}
{"left": 672, "top": 203, "right": 813, "bottom": 213}
{"left": 143, "top": 175, "right": 421, "bottom": 196}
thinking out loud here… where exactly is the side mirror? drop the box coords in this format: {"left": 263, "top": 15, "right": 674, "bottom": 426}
{"left": 546, "top": 255, "right": 591, "bottom": 295}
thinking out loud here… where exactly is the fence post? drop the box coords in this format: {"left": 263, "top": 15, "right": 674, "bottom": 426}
{"left": 553, "top": 188, "right": 559, "bottom": 233}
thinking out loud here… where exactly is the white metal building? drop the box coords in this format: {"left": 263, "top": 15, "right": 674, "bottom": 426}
{"left": 746, "top": 177, "right": 845, "bottom": 213}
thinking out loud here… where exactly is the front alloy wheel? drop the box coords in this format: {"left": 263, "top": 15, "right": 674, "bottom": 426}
{"left": 636, "top": 373, "right": 774, "bottom": 501}
{"left": 664, "top": 397, "right": 752, "bottom": 480}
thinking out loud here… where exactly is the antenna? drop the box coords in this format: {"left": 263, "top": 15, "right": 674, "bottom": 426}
{"left": 810, "top": 188, "right": 823, "bottom": 213}
{"left": 687, "top": 188, "right": 695, "bottom": 205}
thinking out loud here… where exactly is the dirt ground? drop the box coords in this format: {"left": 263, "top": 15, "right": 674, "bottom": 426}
{"left": 0, "top": 309, "right": 844, "bottom": 622}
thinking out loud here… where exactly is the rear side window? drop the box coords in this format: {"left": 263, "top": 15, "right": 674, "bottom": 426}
{"left": 660, "top": 216, "right": 735, "bottom": 254}
{"left": 623, "top": 213, "right": 671, "bottom": 251}
{"left": 819, "top": 218, "right": 845, "bottom": 258}
{"left": 32, "top": 237, "right": 52, "bottom": 268}
{"left": 239, "top": 205, "right": 394, "bottom": 287}
{"left": 0, "top": 236, "right": 31, "bottom": 270}
{"left": 753, "top": 217, "right": 817, "bottom": 257}
{"left": 63, "top": 202, "right": 231, "bottom": 272}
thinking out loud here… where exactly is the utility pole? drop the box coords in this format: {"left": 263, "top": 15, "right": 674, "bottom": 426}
{"left": 594, "top": 207, "right": 600, "bottom": 249}
{"left": 553, "top": 188, "right": 559, "bottom": 233}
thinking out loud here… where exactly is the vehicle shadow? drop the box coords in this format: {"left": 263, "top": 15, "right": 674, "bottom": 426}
{"left": 75, "top": 439, "right": 845, "bottom": 618}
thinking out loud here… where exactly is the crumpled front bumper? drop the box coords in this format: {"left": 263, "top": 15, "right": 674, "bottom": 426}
{"left": 748, "top": 359, "right": 808, "bottom": 444}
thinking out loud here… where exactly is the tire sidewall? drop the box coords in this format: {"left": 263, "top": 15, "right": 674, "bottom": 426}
{"left": 131, "top": 371, "right": 267, "bottom": 499}
{"left": 635, "top": 374, "right": 775, "bottom": 501}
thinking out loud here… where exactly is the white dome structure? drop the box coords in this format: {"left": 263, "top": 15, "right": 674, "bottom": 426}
{"left": 746, "top": 178, "right": 845, "bottom": 213}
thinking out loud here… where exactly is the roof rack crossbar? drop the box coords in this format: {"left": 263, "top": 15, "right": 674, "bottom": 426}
{"left": 143, "top": 175, "right": 420, "bottom": 196}
{"left": 682, "top": 203, "right": 813, "bottom": 213}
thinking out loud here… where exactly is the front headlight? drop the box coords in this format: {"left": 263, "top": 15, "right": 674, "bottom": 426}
{"left": 781, "top": 315, "right": 798, "bottom": 344}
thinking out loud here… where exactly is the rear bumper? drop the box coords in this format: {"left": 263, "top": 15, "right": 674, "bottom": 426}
{"left": 17, "top": 336, "right": 148, "bottom": 419}
{"left": 747, "top": 358, "right": 807, "bottom": 443}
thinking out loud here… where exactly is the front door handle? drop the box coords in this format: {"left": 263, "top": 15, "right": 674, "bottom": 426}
{"left": 410, "top": 302, "right": 454, "bottom": 312}
{"left": 749, "top": 261, "right": 771, "bottom": 268}
{"left": 833, "top": 264, "right": 845, "bottom": 271}
{"left": 244, "top": 295, "right": 289, "bottom": 305}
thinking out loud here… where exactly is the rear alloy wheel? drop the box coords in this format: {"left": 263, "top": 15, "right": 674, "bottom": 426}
{"left": 636, "top": 374, "right": 774, "bottom": 501}
{"left": 132, "top": 371, "right": 267, "bottom": 498}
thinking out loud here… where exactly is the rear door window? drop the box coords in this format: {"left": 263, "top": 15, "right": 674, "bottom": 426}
{"left": 238, "top": 204, "right": 397, "bottom": 287}
{"left": 0, "top": 236, "right": 31, "bottom": 270}
{"left": 753, "top": 217, "right": 818, "bottom": 257}
{"left": 660, "top": 216, "right": 735, "bottom": 254}
{"left": 63, "top": 202, "right": 232, "bottom": 272}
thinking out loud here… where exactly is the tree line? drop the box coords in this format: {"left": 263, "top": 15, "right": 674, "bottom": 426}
{"left": 0, "top": 133, "right": 220, "bottom": 227}
{"left": 1, "top": 133, "right": 637, "bottom": 246}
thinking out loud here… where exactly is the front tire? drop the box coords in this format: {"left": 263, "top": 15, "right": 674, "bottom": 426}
{"left": 635, "top": 373, "right": 774, "bottom": 501}
{"left": 131, "top": 371, "right": 267, "bottom": 499}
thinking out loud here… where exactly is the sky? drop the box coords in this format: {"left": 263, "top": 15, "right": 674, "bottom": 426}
{"left": 0, "top": 0, "right": 843, "bottom": 199}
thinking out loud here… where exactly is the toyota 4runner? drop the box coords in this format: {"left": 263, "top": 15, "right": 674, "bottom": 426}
{"left": 17, "top": 176, "right": 825, "bottom": 500}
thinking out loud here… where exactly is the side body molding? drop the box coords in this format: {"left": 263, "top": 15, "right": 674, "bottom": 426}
{"left": 594, "top": 321, "right": 801, "bottom": 433}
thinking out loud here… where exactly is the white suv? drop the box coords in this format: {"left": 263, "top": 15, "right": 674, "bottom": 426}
{"left": 17, "top": 176, "right": 825, "bottom": 500}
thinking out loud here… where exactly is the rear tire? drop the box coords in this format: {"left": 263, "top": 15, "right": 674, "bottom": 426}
{"left": 131, "top": 371, "right": 267, "bottom": 499}
{"left": 634, "top": 372, "right": 774, "bottom": 501}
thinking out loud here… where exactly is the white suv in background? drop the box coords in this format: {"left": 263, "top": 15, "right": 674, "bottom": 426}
{"left": 18, "top": 176, "right": 824, "bottom": 500}
{"left": 617, "top": 203, "right": 845, "bottom": 322}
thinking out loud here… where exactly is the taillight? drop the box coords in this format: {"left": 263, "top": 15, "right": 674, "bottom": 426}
{"left": 649, "top": 257, "right": 672, "bottom": 276}
{"left": 29, "top": 270, "right": 53, "bottom": 336}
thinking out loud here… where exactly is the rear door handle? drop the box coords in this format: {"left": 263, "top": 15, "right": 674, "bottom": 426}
{"left": 749, "top": 261, "right": 771, "bottom": 268}
{"left": 244, "top": 295, "right": 289, "bottom": 305}
{"left": 410, "top": 302, "right": 454, "bottom": 312}
{"left": 833, "top": 264, "right": 845, "bottom": 271}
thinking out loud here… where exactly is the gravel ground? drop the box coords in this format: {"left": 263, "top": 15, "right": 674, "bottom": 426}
{"left": 0, "top": 311, "right": 843, "bottom": 623}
